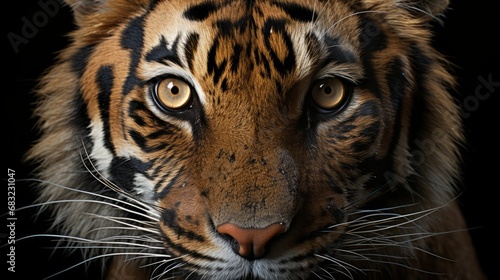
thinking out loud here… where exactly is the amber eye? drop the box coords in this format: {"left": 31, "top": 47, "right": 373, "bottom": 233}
{"left": 310, "top": 77, "right": 349, "bottom": 112}
{"left": 154, "top": 77, "right": 192, "bottom": 111}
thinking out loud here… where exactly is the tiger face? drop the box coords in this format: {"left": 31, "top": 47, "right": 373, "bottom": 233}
{"left": 29, "top": 0, "right": 486, "bottom": 279}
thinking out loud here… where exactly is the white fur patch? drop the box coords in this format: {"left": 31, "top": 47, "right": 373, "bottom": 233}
{"left": 133, "top": 173, "right": 155, "bottom": 203}
{"left": 89, "top": 120, "right": 113, "bottom": 177}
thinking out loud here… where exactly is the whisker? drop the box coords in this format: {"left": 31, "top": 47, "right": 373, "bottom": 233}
{"left": 100, "top": 235, "right": 163, "bottom": 244}
{"left": 309, "top": 0, "right": 330, "bottom": 29}
{"left": 84, "top": 214, "right": 159, "bottom": 234}
{"left": 16, "top": 233, "right": 161, "bottom": 249}
{"left": 138, "top": 256, "right": 185, "bottom": 269}
{"left": 15, "top": 178, "right": 160, "bottom": 220}
{"left": 314, "top": 254, "right": 360, "bottom": 279}
{"left": 78, "top": 142, "right": 162, "bottom": 212}
{"left": 313, "top": 265, "right": 336, "bottom": 280}
{"left": 396, "top": 2, "right": 445, "bottom": 24}
{"left": 152, "top": 262, "right": 186, "bottom": 280}
{"left": 42, "top": 252, "right": 170, "bottom": 280}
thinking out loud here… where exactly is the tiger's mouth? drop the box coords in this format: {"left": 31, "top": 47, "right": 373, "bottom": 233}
{"left": 154, "top": 200, "right": 349, "bottom": 280}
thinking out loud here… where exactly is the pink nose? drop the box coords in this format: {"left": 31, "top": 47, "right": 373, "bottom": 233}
{"left": 217, "top": 223, "right": 287, "bottom": 260}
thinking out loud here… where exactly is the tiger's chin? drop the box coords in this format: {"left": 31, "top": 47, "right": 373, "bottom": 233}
{"left": 106, "top": 254, "right": 315, "bottom": 280}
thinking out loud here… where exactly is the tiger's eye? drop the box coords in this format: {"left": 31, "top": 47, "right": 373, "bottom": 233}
{"left": 155, "top": 78, "right": 192, "bottom": 110}
{"left": 310, "top": 78, "right": 347, "bottom": 111}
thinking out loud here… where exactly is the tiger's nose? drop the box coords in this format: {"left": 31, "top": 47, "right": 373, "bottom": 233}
{"left": 217, "top": 223, "right": 287, "bottom": 260}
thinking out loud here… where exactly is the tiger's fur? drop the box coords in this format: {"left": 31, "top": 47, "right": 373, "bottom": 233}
{"left": 28, "top": 0, "right": 486, "bottom": 279}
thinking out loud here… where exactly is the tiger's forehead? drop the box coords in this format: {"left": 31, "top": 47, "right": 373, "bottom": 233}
{"left": 140, "top": 0, "right": 361, "bottom": 84}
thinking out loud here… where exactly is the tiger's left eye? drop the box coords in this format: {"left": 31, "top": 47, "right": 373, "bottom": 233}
{"left": 154, "top": 77, "right": 192, "bottom": 111}
{"left": 310, "top": 77, "right": 350, "bottom": 112}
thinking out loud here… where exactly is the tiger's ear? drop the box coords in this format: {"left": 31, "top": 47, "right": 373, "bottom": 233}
{"left": 64, "top": 0, "right": 148, "bottom": 26}
{"left": 63, "top": 0, "right": 109, "bottom": 24}
{"left": 404, "top": 0, "right": 451, "bottom": 21}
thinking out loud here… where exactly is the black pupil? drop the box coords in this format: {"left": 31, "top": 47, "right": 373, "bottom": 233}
{"left": 171, "top": 86, "right": 179, "bottom": 95}
{"left": 323, "top": 85, "right": 332, "bottom": 94}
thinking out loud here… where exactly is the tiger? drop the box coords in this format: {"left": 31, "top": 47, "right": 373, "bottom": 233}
{"left": 26, "top": 0, "right": 487, "bottom": 279}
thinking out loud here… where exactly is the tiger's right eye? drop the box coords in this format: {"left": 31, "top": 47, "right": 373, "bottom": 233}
{"left": 309, "top": 77, "right": 351, "bottom": 113}
{"left": 153, "top": 77, "right": 193, "bottom": 111}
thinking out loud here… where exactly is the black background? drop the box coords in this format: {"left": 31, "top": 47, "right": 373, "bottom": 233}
{"left": 3, "top": 0, "right": 498, "bottom": 279}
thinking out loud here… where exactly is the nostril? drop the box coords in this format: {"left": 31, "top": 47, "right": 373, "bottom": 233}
{"left": 219, "top": 233, "right": 241, "bottom": 256}
{"left": 217, "top": 223, "right": 287, "bottom": 260}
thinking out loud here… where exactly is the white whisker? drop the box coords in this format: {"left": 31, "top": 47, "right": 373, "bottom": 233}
{"left": 42, "top": 252, "right": 169, "bottom": 280}
{"left": 152, "top": 262, "right": 186, "bottom": 280}
{"left": 314, "top": 265, "right": 336, "bottom": 280}
{"left": 84, "top": 214, "right": 159, "bottom": 234}
{"left": 314, "top": 254, "right": 360, "bottom": 279}
{"left": 16, "top": 178, "right": 160, "bottom": 220}
{"left": 16, "top": 233, "right": 162, "bottom": 250}
{"left": 79, "top": 143, "right": 161, "bottom": 212}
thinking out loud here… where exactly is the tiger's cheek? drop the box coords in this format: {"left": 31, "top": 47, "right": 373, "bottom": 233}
{"left": 78, "top": 32, "right": 138, "bottom": 149}
{"left": 157, "top": 181, "right": 216, "bottom": 253}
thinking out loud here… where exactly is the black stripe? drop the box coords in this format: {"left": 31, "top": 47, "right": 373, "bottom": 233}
{"left": 129, "top": 129, "right": 170, "bottom": 153}
{"left": 361, "top": 18, "right": 385, "bottom": 48}
{"left": 337, "top": 124, "right": 356, "bottom": 133}
{"left": 147, "top": 129, "right": 174, "bottom": 139}
{"left": 145, "top": 35, "right": 182, "bottom": 66}
{"left": 70, "top": 45, "right": 95, "bottom": 77}
{"left": 129, "top": 99, "right": 179, "bottom": 129}
{"left": 323, "top": 170, "right": 344, "bottom": 194}
{"left": 351, "top": 137, "right": 374, "bottom": 153}
{"left": 109, "top": 156, "right": 153, "bottom": 192}
{"left": 217, "top": 17, "right": 248, "bottom": 36}
{"left": 360, "top": 55, "right": 420, "bottom": 191}
{"left": 207, "top": 38, "right": 228, "bottom": 85}
{"left": 351, "top": 122, "right": 381, "bottom": 153}
{"left": 386, "top": 57, "right": 408, "bottom": 110}
{"left": 70, "top": 46, "right": 94, "bottom": 153}
{"left": 271, "top": 1, "right": 316, "bottom": 22}
{"left": 161, "top": 231, "right": 220, "bottom": 262}
{"left": 377, "top": 58, "right": 409, "bottom": 174}
{"left": 155, "top": 167, "right": 184, "bottom": 199}
{"left": 72, "top": 92, "right": 92, "bottom": 143}
{"left": 231, "top": 43, "right": 243, "bottom": 73}
{"left": 220, "top": 78, "right": 229, "bottom": 91}
{"left": 184, "top": 33, "right": 200, "bottom": 72}
{"left": 183, "top": 1, "right": 219, "bottom": 21}
{"left": 96, "top": 65, "right": 115, "bottom": 155}
{"left": 305, "top": 32, "right": 320, "bottom": 61}
{"left": 335, "top": 100, "right": 379, "bottom": 130}
{"left": 128, "top": 100, "right": 148, "bottom": 126}
{"left": 254, "top": 49, "right": 271, "bottom": 78}
{"left": 121, "top": 15, "right": 145, "bottom": 95}
{"left": 357, "top": 16, "right": 387, "bottom": 97}
{"left": 305, "top": 32, "right": 357, "bottom": 68}
{"left": 216, "top": 19, "right": 235, "bottom": 36}
{"left": 407, "top": 45, "right": 433, "bottom": 160}
{"left": 322, "top": 34, "right": 357, "bottom": 64}
{"left": 356, "top": 99, "right": 379, "bottom": 116}
{"left": 151, "top": 163, "right": 171, "bottom": 185}
{"left": 262, "top": 19, "right": 296, "bottom": 76}
{"left": 359, "top": 122, "right": 381, "bottom": 139}
{"left": 129, "top": 129, "right": 146, "bottom": 150}
{"left": 162, "top": 208, "right": 206, "bottom": 242}
{"left": 147, "top": 0, "right": 162, "bottom": 10}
